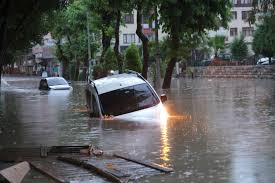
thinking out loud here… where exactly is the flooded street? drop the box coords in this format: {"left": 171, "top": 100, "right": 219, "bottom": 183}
{"left": 1, "top": 76, "right": 275, "bottom": 182}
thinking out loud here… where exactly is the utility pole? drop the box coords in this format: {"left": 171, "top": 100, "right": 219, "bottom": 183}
{"left": 86, "top": 12, "right": 92, "bottom": 81}
{"left": 87, "top": 12, "right": 91, "bottom": 61}
{"left": 155, "top": 6, "right": 161, "bottom": 89}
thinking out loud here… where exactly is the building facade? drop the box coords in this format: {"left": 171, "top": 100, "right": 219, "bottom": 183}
{"left": 119, "top": 10, "right": 166, "bottom": 52}
{"left": 32, "top": 33, "right": 61, "bottom": 76}
{"left": 209, "top": 0, "right": 255, "bottom": 54}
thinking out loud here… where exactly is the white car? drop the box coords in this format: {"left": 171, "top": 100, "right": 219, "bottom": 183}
{"left": 85, "top": 71, "right": 168, "bottom": 122}
{"left": 257, "top": 57, "right": 275, "bottom": 65}
{"left": 39, "top": 77, "right": 72, "bottom": 90}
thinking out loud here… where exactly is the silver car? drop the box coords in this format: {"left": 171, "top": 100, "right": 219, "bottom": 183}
{"left": 39, "top": 77, "right": 72, "bottom": 90}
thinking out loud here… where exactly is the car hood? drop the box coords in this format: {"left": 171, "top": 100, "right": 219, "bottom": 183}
{"left": 113, "top": 103, "right": 168, "bottom": 123}
{"left": 49, "top": 85, "right": 72, "bottom": 90}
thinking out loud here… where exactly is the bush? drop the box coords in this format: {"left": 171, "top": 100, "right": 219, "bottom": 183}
{"left": 253, "top": 15, "right": 275, "bottom": 60}
{"left": 92, "top": 64, "right": 108, "bottom": 79}
{"left": 125, "top": 44, "right": 142, "bottom": 73}
{"left": 230, "top": 35, "right": 248, "bottom": 61}
{"left": 103, "top": 47, "right": 118, "bottom": 71}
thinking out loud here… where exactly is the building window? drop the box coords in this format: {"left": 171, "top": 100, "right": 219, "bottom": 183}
{"left": 124, "top": 14, "right": 134, "bottom": 24}
{"left": 142, "top": 14, "right": 150, "bottom": 24}
{"left": 231, "top": 11, "right": 237, "bottom": 19}
{"left": 242, "top": 11, "right": 250, "bottom": 20}
{"left": 123, "top": 34, "right": 135, "bottom": 44}
{"left": 241, "top": 0, "right": 251, "bottom": 4}
{"left": 242, "top": 27, "right": 254, "bottom": 37}
{"left": 231, "top": 0, "right": 237, "bottom": 5}
{"left": 230, "top": 28, "right": 238, "bottom": 37}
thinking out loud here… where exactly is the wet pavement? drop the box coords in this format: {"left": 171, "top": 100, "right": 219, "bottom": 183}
{"left": 1, "top": 76, "right": 275, "bottom": 183}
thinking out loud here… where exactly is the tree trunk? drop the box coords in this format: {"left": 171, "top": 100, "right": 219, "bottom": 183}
{"left": 62, "top": 60, "right": 69, "bottom": 79}
{"left": 56, "top": 40, "right": 69, "bottom": 79}
{"left": 0, "top": 0, "right": 9, "bottom": 71}
{"left": 162, "top": 57, "right": 177, "bottom": 89}
{"left": 269, "top": 56, "right": 271, "bottom": 65}
{"left": 114, "top": 10, "right": 123, "bottom": 73}
{"left": 154, "top": 6, "right": 161, "bottom": 89}
{"left": 0, "top": 64, "right": 2, "bottom": 85}
{"left": 74, "top": 59, "right": 80, "bottom": 81}
{"left": 136, "top": 4, "right": 149, "bottom": 79}
{"left": 162, "top": 32, "right": 180, "bottom": 89}
{"left": 100, "top": 12, "right": 112, "bottom": 63}
{"left": 83, "top": 56, "right": 88, "bottom": 81}
{"left": 100, "top": 29, "right": 112, "bottom": 63}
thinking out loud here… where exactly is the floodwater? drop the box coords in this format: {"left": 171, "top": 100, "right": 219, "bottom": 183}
{"left": 1, "top": 76, "right": 275, "bottom": 183}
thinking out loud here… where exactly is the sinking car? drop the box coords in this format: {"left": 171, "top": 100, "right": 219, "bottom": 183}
{"left": 39, "top": 77, "right": 72, "bottom": 90}
{"left": 85, "top": 71, "right": 168, "bottom": 122}
{"left": 257, "top": 57, "right": 275, "bottom": 65}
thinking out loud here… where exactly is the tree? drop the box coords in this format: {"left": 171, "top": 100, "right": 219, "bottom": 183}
{"left": 109, "top": 0, "right": 131, "bottom": 73}
{"left": 0, "top": 0, "right": 59, "bottom": 85}
{"left": 103, "top": 47, "right": 118, "bottom": 71}
{"left": 87, "top": 0, "right": 115, "bottom": 62}
{"left": 209, "top": 35, "right": 226, "bottom": 57}
{"left": 47, "top": 0, "right": 99, "bottom": 80}
{"left": 159, "top": 0, "right": 231, "bottom": 89}
{"left": 231, "top": 35, "right": 248, "bottom": 61}
{"left": 125, "top": 44, "right": 142, "bottom": 72}
{"left": 250, "top": 0, "right": 275, "bottom": 23}
{"left": 133, "top": 0, "right": 153, "bottom": 79}
{"left": 253, "top": 15, "right": 275, "bottom": 63}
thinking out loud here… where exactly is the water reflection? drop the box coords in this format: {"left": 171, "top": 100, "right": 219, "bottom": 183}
{"left": 160, "top": 120, "right": 170, "bottom": 163}
{"left": 1, "top": 77, "right": 275, "bottom": 183}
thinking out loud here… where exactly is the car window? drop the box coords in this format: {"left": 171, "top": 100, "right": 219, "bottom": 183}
{"left": 99, "top": 83, "right": 159, "bottom": 116}
{"left": 47, "top": 78, "right": 68, "bottom": 86}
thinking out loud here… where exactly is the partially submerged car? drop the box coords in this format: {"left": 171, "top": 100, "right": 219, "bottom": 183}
{"left": 85, "top": 71, "right": 168, "bottom": 122}
{"left": 39, "top": 77, "right": 72, "bottom": 90}
{"left": 256, "top": 57, "right": 275, "bottom": 65}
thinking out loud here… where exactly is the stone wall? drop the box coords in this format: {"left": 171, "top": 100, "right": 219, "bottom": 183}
{"left": 187, "top": 65, "right": 275, "bottom": 79}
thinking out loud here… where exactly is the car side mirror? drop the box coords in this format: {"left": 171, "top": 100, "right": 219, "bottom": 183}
{"left": 160, "top": 94, "right": 167, "bottom": 103}
{"left": 68, "top": 81, "right": 71, "bottom": 85}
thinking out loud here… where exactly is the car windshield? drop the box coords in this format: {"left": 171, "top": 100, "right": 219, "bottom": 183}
{"left": 47, "top": 78, "right": 68, "bottom": 86}
{"left": 99, "top": 83, "right": 160, "bottom": 116}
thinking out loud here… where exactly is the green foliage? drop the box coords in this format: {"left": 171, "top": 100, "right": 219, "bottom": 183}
{"left": 231, "top": 35, "right": 248, "bottom": 61}
{"left": 103, "top": 47, "right": 118, "bottom": 71}
{"left": 253, "top": 15, "right": 275, "bottom": 59}
{"left": 46, "top": 0, "right": 100, "bottom": 80}
{"left": 150, "top": 58, "right": 167, "bottom": 78}
{"left": 49, "top": 1, "right": 100, "bottom": 61}
{"left": 250, "top": 0, "right": 275, "bottom": 23}
{"left": 0, "top": 0, "right": 59, "bottom": 66}
{"left": 125, "top": 44, "right": 142, "bottom": 73}
{"left": 209, "top": 35, "right": 226, "bottom": 56}
{"left": 159, "top": 1, "right": 232, "bottom": 37}
{"left": 158, "top": 0, "right": 231, "bottom": 59}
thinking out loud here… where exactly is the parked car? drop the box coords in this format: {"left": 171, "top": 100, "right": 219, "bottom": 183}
{"left": 256, "top": 57, "right": 275, "bottom": 65}
{"left": 85, "top": 71, "right": 168, "bottom": 122}
{"left": 39, "top": 77, "right": 72, "bottom": 90}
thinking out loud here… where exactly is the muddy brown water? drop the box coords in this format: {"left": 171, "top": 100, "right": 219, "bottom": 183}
{"left": 1, "top": 76, "right": 275, "bottom": 183}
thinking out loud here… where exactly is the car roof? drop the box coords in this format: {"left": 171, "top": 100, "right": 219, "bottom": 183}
{"left": 44, "top": 77, "right": 66, "bottom": 81}
{"left": 94, "top": 73, "right": 146, "bottom": 94}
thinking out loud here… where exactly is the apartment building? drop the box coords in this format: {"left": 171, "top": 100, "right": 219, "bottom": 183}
{"left": 119, "top": 10, "right": 166, "bottom": 52}
{"left": 209, "top": 0, "right": 255, "bottom": 54}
